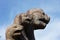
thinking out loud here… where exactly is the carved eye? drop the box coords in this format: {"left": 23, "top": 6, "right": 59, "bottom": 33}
{"left": 43, "top": 13, "right": 45, "bottom": 15}
{"left": 14, "top": 26, "right": 17, "bottom": 28}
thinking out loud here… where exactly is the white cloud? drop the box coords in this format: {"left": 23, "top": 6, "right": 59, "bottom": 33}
{"left": 0, "top": 24, "right": 11, "bottom": 40}
{"left": 0, "top": 24, "right": 6, "bottom": 40}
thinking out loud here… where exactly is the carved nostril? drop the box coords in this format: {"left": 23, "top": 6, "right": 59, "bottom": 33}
{"left": 48, "top": 16, "right": 50, "bottom": 22}
{"left": 45, "top": 16, "right": 50, "bottom": 24}
{"left": 46, "top": 16, "right": 50, "bottom": 21}
{"left": 13, "top": 26, "right": 17, "bottom": 28}
{"left": 25, "top": 19, "right": 31, "bottom": 22}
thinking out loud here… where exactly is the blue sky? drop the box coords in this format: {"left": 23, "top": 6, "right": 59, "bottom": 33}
{"left": 0, "top": 0, "right": 60, "bottom": 40}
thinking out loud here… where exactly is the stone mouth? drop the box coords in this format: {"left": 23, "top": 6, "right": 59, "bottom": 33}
{"left": 39, "top": 19, "right": 49, "bottom": 24}
{"left": 13, "top": 30, "right": 22, "bottom": 36}
{"left": 33, "top": 24, "right": 46, "bottom": 29}
{"left": 14, "top": 30, "right": 21, "bottom": 33}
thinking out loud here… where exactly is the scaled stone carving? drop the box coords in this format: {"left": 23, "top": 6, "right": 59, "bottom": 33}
{"left": 6, "top": 8, "right": 50, "bottom": 40}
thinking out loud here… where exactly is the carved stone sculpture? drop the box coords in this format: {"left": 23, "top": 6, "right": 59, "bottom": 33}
{"left": 6, "top": 8, "right": 50, "bottom": 40}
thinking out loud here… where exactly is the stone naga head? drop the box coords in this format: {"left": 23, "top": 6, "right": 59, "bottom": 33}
{"left": 6, "top": 24, "right": 24, "bottom": 40}
{"left": 14, "top": 13, "right": 31, "bottom": 25}
{"left": 27, "top": 8, "right": 50, "bottom": 29}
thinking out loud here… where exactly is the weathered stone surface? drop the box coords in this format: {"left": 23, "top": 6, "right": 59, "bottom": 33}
{"left": 6, "top": 8, "right": 50, "bottom": 40}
